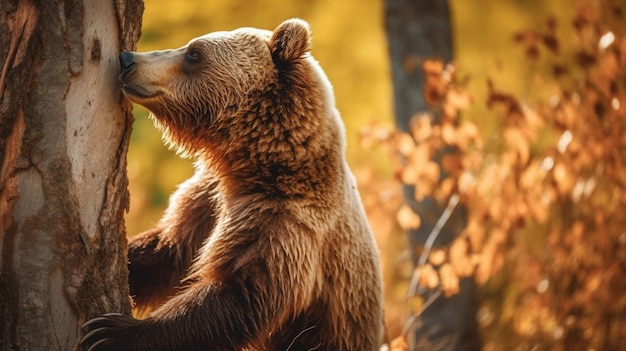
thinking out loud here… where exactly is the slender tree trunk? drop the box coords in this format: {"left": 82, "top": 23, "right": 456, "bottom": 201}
{"left": 384, "top": 1, "right": 481, "bottom": 350}
{"left": 0, "top": 0, "right": 142, "bottom": 350}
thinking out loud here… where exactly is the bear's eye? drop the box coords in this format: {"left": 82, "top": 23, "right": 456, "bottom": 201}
{"left": 186, "top": 49, "right": 201, "bottom": 63}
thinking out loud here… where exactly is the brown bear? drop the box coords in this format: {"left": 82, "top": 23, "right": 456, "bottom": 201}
{"left": 81, "top": 18, "right": 383, "bottom": 351}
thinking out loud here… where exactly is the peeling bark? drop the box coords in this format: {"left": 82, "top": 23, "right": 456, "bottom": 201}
{"left": 0, "top": 0, "right": 143, "bottom": 350}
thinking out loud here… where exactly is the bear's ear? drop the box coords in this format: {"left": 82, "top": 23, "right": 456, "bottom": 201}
{"left": 269, "top": 18, "right": 312, "bottom": 64}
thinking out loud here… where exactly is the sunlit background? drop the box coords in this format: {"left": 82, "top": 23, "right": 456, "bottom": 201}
{"left": 127, "top": 0, "right": 573, "bottom": 240}
{"left": 126, "top": 0, "right": 390, "bottom": 230}
{"left": 125, "top": 0, "right": 624, "bottom": 349}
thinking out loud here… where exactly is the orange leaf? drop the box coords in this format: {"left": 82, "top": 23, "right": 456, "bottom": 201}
{"left": 388, "top": 336, "right": 409, "bottom": 351}
{"left": 440, "top": 263, "right": 460, "bottom": 296}
{"left": 450, "top": 238, "right": 473, "bottom": 277}
{"left": 553, "top": 162, "right": 576, "bottom": 195}
{"left": 504, "top": 128, "right": 530, "bottom": 165}
{"left": 418, "top": 264, "right": 439, "bottom": 289}
{"left": 394, "top": 133, "right": 415, "bottom": 157}
{"left": 399, "top": 164, "right": 419, "bottom": 185}
{"left": 396, "top": 205, "right": 421, "bottom": 230}
{"left": 429, "top": 249, "right": 447, "bottom": 266}
{"left": 409, "top": 115, "right": 433, "bottom": 143}
{"left": 441, "top": 123, "right": 457, "bottom": 145}
{"left": 465, "top": 219, "right": 485, "bottom": 252}
{"left": 448, "top": 88, "right": 473, "bottom": 109}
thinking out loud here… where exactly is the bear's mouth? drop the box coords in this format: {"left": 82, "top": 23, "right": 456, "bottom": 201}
{"left": 122, "top": 83, "right": 162, "bottom": 100}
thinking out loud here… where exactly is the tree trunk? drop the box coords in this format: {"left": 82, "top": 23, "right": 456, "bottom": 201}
{"left": 384, "top": 0, "right": 481, "bottom": 350}
{"left": 0, "top": 0, "right": 143, "bottom": 350}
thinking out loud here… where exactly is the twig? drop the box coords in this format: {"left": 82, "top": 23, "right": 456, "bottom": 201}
{"left": 401, "top": 288, "right": 443, "bottom": 338}
{"left": 408, "top": 193, "right": 461, "bottom": 297}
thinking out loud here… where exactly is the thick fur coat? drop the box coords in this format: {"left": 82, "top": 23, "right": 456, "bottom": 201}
{"left": 82, "top": 19, "right": 383, "bottom": 351}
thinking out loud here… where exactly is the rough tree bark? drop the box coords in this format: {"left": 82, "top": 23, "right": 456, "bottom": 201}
{"left": 0, "top": 0, "right": 143, "bottom": 350}
{"left": 384, "top": 0, "right": 481, "bottom": 350}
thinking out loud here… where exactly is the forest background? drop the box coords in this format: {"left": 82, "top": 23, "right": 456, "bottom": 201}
{"left": 125, "top": 0, "right": 625, "bottom": 350}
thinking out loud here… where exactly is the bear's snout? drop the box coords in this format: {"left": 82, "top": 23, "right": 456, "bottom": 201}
{"left": 119, "top": 52, "right": 137, "bottom": 76}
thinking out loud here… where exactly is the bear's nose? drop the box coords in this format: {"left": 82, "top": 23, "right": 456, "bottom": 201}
{"left": 119, "top": 52, "right": 136, "bottom": 75}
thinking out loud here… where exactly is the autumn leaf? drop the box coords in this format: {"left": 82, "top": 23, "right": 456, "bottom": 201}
{"left": 429, "top": 249, "right": 447, "bottom": 266}
{"left": 369, "top": 6, "right": 626, "bottom": 348}
{"left": 417, "top": 264, "right": 439, "bottom": 290}
{"left": 552, "top": 162, "right": 576, "bottom": 195}
{"left": 464, "top": 219, "right": 485, "bottom": 252}
{"left": 450, "top": 238, "right": 473, "bottom": 277}
{"left": 409, "top": 115, "right": 433, "bottom": 143}
{"left": 394, "top": 133, "right": 415, "bottom": 157}
{"left": 444, "top": 88, "right": 473, "bottom": 118}
{"left": 503, "top": 127, "right": 530, "bottom": 165}
{"left": 440, "top": 263, "right": 460, "bottom": 297}
{"left": 388, "top": 336, "right": 409, "bottom": 351}
{"left": 396, "top": 205, "right": 421, "bottom": 230}
{"left": 441, "top": 123, "right": 457, "bottom": 145}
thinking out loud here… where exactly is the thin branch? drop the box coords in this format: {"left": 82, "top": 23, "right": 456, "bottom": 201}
{"left": 407, "top": 193, "right": 461, "bottom": 297}
{"left": 401, "top": 288, "right": 443, "bottom": 338}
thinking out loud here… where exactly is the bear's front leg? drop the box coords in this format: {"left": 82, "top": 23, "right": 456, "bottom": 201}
{"left": 82, "top": 275, "right": 271, "bottom": 351}
{"left": 128, "top": 171, "right": 220, "bottom": 311}
{"left": 128, "top": 228, "right": 182, "bottom": 310}
{"left": 81, "top": 313, "right": 150, "bottom": 351}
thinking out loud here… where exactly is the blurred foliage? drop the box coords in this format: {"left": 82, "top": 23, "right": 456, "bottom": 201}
{"left": 363, "top": 0, "right": 626, "bottom": 349}
{"left": 126, "top": 0, "right": 625, "bottom": 349}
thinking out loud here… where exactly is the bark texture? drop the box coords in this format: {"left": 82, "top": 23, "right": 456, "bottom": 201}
{"left": 0, "top": 0, "right": 143, "bottom": 350}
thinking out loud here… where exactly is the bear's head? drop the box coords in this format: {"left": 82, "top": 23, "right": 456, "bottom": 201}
{"left": 118, "top": 19, "right": 333, "bottom": 163}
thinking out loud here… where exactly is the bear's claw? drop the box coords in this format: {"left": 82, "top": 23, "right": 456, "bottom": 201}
{"left": 81, "top": 313, "right": 140, "bottom": 351}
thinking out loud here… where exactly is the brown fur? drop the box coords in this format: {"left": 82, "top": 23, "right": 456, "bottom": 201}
{"left": 82, "top": 19, "right": 383, "bottom": 351}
